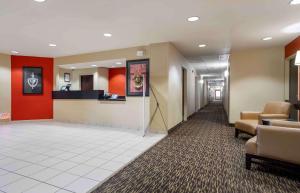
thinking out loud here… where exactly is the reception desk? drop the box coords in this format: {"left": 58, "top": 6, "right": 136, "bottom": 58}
{"left": 52, "top": 91, "right": 148, "bottom": 130}
{"left": 52, "top": 90, "right": 126, "bottom": 101}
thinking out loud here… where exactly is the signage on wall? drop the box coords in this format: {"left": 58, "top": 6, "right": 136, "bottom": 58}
{"left": 23, "top": 67, "right": 43, "bottom": 94}
{"left": 126, "top": 59, "right": 149, "bottom": 96}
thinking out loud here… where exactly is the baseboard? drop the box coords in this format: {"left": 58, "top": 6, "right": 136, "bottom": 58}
{"left": 168, "top": 121, "right": 183, "bottom": 134}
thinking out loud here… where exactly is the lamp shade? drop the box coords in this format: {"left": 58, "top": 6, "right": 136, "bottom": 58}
{"left": 296, "top": 51, "right": 300, "bottom": 66}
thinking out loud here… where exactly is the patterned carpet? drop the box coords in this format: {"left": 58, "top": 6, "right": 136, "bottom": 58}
{"left": 92, "top": 103, "right": 300, "bottom": 193}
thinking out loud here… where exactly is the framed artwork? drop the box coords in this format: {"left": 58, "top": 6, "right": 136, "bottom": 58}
{"left": 23, "top": 67, "right": 43, "bottom": 94}
{"left": 64, "top": 73, "right": 71, "bottom": 82}
{"left": 126, "top": 59, "right": 149, "bottom": 96}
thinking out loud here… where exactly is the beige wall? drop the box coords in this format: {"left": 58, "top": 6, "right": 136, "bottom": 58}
{"left": 229, "top": 46, "right": 285, "bottom": 123}
{"left": 0, "top": 54, "right": 11, "bottom": 115}
{"left": 57, "top": 67, "right": 108, "bottom": 91}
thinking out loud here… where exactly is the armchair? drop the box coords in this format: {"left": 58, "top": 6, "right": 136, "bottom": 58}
{"left": 245, "top": 120, "right": 300, "bottom": 170}
{"left": 235, "top": 101, "right": 291, "bottom": 138}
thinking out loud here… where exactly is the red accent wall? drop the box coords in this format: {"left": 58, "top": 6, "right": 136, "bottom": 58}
{"left": 285, "top": 36, "right": 300, "bottom": 58}
{"left": 11, "top": 56, "right": 53, "bottom": 121}
{"left": 108, "top": 67, "right": 126, "bottom": 96}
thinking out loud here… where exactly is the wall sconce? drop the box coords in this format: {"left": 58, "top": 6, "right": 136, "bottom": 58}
{"left": 295, "top": 51, "right": 300, "bottom": 66}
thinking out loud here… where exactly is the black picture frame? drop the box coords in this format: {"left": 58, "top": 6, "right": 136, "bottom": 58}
{"left": 126, "top": 59, "right": 150, "bottom": 96}
{"left": 23, "top": 67, "right": 43, "bottom": 94}
{"left": 64, "top": 73, "right": 71, "bottom": 82}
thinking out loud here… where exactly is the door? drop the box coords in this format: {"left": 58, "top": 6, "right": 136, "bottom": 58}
{"left": 215, "top": 90, "right": 221, "bottom": 100}
{"left": 81, "top": 75, "right": 94, "bottom": 91}
{"left": 289, "top": 58, "right": 298, "bottom": 120}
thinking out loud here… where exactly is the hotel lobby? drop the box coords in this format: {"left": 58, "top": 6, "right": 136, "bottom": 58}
{"left": 0, "top": 0, "right": 300, "bottom": 193}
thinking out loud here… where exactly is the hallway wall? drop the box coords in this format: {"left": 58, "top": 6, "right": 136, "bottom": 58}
{"left": 229, "top": 46, "right": 285, "bottom": 123}
{"left": 0, "top": 54, "right": 11, "bottom": 115}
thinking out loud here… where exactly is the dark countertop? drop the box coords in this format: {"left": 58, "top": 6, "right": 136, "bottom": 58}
{"left": 52, "top": 90, "right": 126, "bottom": 101}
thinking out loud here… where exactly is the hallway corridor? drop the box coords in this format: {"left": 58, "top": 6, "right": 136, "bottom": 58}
{"left": 93, "top": 104, "right": 300, "bottom": 193}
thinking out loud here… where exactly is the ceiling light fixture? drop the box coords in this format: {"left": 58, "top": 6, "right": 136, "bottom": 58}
{"left": 49, "top": 43, "right": 57, "bottom": 47}
{"left": 187, "top": 16, "right": 199, "bottom": 22}
{"left": 91, "top": 65, "right": 97, "bottom": 67}
{"left": 290, "top": 0, "right": 300, "bottom": 5}
{"left": 104, "top": 33, "right": 112, "bottom": 37}
{"left": 295, "top": 51, "right": 300, "bottom": 66}
{"left": 71, "top": 67, "right": 76, "bottom": 69}
{"left": 262, "top": 37, "right": 272, "bottom": 41}
{"left": 198, "top": 44, "right": 207, "bottom": 48}
{"left": 116, "top": 62, "right": 122, "bottom": 65}
{"left": 199, "top": 79, "right": 204, "bottom": 84}
{"left": 11, "top": 50, "right": 19, "bottom": 54}
{"left": 34, "top": 0, "right": 46, "bottom": 2}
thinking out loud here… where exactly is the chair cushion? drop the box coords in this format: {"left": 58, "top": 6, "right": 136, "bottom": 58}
{"left": 235, "top": 120, "right": 258, "bottom": 135}
{"left": 245, "top": 136, "right": 257, "bottom": 155}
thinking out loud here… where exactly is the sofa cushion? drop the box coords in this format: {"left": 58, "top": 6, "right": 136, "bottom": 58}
{"left": 235, "top": 120, "right": 258, "bottom": 135}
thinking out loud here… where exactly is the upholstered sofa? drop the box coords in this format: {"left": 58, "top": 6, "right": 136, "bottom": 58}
{"left": 235, "top": 101, "right": 291, "bottom": 138}
{"left": 245, "top": 120, "right": 300, "bottom": 170}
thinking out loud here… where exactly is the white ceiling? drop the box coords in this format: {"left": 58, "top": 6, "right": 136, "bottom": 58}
{"left": 0, "top": 0, "right": 300, "bottom": 76}
{"left": 59, "top": 59, "right": 126, "bottom": 69}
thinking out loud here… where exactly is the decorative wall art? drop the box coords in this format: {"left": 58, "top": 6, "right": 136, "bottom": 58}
{"left": 64, "top": 73, "right": 71, "bottom": 82}
{"left": 126, "top": 59, "right": 149, "bottom": 96}
{"left": 23, "top": 67, "right": 43, "bottom": 94}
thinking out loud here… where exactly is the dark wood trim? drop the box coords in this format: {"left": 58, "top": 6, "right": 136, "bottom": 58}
{"left": 229, "top": 123, "right": 235, "bottom": 127}
{"left": 246, "top": 153, "right": 300, "bottom": 172}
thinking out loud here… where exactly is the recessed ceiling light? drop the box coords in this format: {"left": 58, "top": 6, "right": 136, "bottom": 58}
{"left": 290, "top": 0, "right": 300, "bottom": 5}
{"left": 49, "top": 43, "right": 57, "bottom": 47}
{"left": 34, "top": 0, "right": 46, "bottom": 2}
{"left": 11, "top": 50, "right": 19, "bottom": 54}
{"left": 71, "top": 67, "right": 76, "bottom": 69}
{"left": 104, "top": 33, "right": 112, "bottom": 37}
{"left": 187, "top": 16, "right": 199, "bottom": 22}
{"left": 198, "top": 44, "right": 207, "bottom": 48}
{"left": 116, "top": 62, "right": 122, "bottom": 65}
{"left": 91, "top": 65, "right": 97, "bottom": 67}
{"left": 262, "top": 37, "right": 272, "bottom": 41}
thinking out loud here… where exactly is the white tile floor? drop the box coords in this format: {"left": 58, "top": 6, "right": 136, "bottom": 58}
{"left": 0, "top": 121, "right": 166, "bottom": 193}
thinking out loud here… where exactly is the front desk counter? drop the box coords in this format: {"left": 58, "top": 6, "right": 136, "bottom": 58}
{"left": 52, "top": 90, "right": 126, "bottom": 101}
{"left": 52, "top": 91, "right": 149, "bottom": 129}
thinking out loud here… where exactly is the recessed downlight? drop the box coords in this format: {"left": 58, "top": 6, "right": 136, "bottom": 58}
{"left": 11, "top": 50, "right": 19, "bottom": 54}
{"left": 91, "top": 65, "right": 97, "bottom": 67}
{"left": 290, "top": 0, "right": 300, "bottom": 5}
{"left": 104, "top": 33, "right": 112, "bottom": 37}
{"left": 71, "top": 67, "right": 76, "bottom": 69}
{"left": 34, "top": 0, "right": 46, "bottom": 2}
{"left": 262, "top": 37, "right": 272, "bottom": 41}
{"left": 187, "top": 16, "right": 199, "bottom": 22}
{"left": 116, "top": 62, "right": 122, "bottom": 65}
{"left": 198, "top": 44, "right": 207, "bottom": 48}
{"left": 49, "top": 43, "right": 57, "bottom": 47}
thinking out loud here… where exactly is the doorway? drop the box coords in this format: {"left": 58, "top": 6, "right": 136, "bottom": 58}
{"left": 289, "top": 58, "right": 298, "bottom": 120}
{"left": 182, "top": 68, "right": 187, "bottom": 121}
{"left": 81, "top": 75, "right": 94, "bottom": 91}
{"left": 215, "top": 90, "right": 221, "bottom": 100}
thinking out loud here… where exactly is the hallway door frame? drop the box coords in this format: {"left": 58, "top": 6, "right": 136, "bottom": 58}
{"left": 182, "top": 67, "right": 188, "bottom": 121}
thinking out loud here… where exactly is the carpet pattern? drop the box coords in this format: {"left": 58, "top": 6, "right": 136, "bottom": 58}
{"left": 92, "top": 103, "right": 300, "bottom": 193}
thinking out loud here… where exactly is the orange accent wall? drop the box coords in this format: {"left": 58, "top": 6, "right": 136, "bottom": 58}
{"left": 109, "top": 67, "right": 126, "bottom": 96}
{"left": 285, "top": 36, "right": 300, "bottom": 58}
{"left": 11, "top": 56, "right": 53, "bottom": 120}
